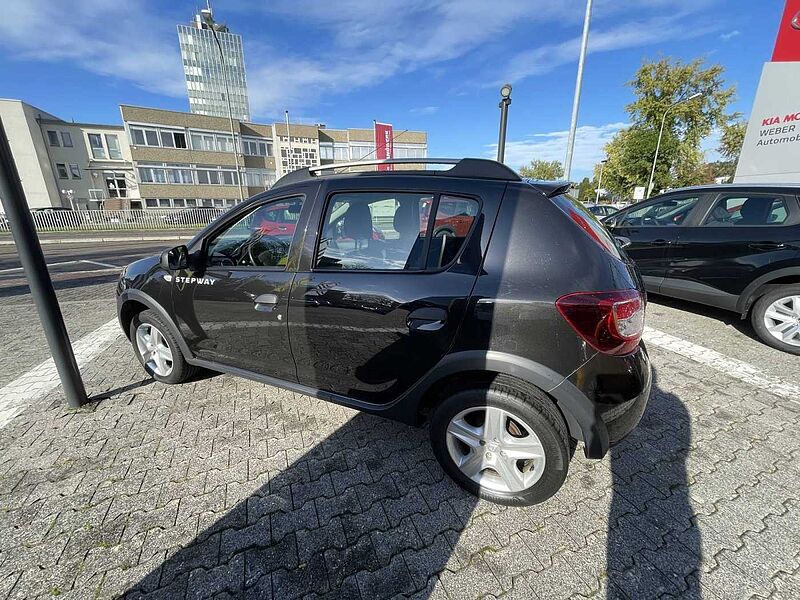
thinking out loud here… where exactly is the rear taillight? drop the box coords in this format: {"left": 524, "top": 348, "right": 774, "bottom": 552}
{"left": 555, "top": 289, "right": 645, "bottom": 355}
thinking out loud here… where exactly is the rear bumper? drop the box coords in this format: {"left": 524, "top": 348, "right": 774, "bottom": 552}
{"left": 558, "top": 343, "right": 652, "bottom": 459}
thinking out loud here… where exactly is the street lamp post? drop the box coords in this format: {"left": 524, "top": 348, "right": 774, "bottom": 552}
{"left": 201, "top": 8, "right": 245, "bottom": 204}
{"left": 497, "top": 84, "right": 512, "bottom": 163}
{"left": 646, "top": 91, "right": 704, "bottom": 198}
{"left": 595, "top": 158, "right": 607, "bottom": 203}
{"left": 563, "top": 0, "right": 593, "bottom": 181}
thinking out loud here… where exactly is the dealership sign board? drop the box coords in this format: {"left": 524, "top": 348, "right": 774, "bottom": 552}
{"left": 735, "top": 0, "right": 800, "bottom": 182}
{"left": 374, "top": 122, "right": 394, "bottom": 171}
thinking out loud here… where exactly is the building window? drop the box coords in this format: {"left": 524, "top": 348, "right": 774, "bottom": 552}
{"left": 319, "top": 142, "right": 334, "bottom": 160}
{"left": 55, "top": 163, "right": 68, "bottom": 179}
{"left": 160, "top": 130, "right": 188, "bottom": 149}
{"left": 333, "top": 144, "right": 349, "bottom": 160}
{"left": 242, "top": 138, "right": 271, "bottom": 156}
{"left": 173, "top": 198, "right": 186, "bottom": 208}
{"left": 104, "top": 172, "right": 128, "bottom": 198}
{"left": 69, "top": 163, "right": 81, "bottom": 179}
{"left": 88, "top": 134, "right": 106, "bottom": 159}
{"left": 350, "top": 144, "right": 375, "bottom": 160}
{"left": 145, "top": 198, "right": 159, "bottom": 208}
{"left": 61, "top": 132, "right": 73, "bottom": 147}
{"left": 166, "top": 165, "right": 194, "bottom": 184}
{"left": 190, "top": 132, "right": 216, "bottom": 151}
{"left": 105, "top": 134, "right": 123, "bottom": 159}
{"left": 130, "top": 126, "right": 161, "bottom": 147}
{"left": 138, "top": 164, "right": 167, "bottom": 183}
{"left": 47, "top": 131, "right": 60, "bottom": 147}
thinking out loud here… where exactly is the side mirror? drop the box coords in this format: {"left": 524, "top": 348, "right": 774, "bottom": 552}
{"left": 614, "top": 236, "right": 632, "bottom": 249}
{"left": 160, "top": 245, "right": 189, "bottom": 271}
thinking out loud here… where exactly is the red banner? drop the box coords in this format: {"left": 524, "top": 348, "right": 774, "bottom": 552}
{"left": 374, "top": 122, "right": 394, "bottom": 171}
{"left": 772, "top": 0, "right": 800, "bottom": 62}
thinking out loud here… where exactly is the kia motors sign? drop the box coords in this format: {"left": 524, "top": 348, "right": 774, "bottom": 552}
{"left": 374, "top": 122, "right": 394, "bottom": 171}
{"left": 735, "top": 1, "right": 800, "bottom": 183}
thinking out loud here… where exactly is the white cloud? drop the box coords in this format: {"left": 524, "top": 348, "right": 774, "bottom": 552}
{"left": 410, "top": 106, "right": 440, "bottom": 115}
{"left": 720, "top": 30, "right": 741, "bottom": 41}
{"left": 0, "top": 0, "right": 185, "bottom": 98}
{"left": 499, "top": 14, "right": 719, "bottom": 83}
{"left": 487, "top": 122, "right": 628, "bottom": 175}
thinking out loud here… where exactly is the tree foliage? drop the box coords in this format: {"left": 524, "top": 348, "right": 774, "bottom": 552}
{"left": 600, "top": 57, "right": 736, "bottom": 197}
{"left": 519, "top": 159, "right": 563, "bottom": 180}
{"left": 576, "top": 177, "right": 594, "bottom": 202}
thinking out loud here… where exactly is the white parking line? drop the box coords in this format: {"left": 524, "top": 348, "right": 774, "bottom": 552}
{"left": 80, "top": 259, "right": 120, "bottom": 269}
{"left": 0, "top": 318, "right": 122, "bottom": 429}
{"left": 644, "top": 326, "right": 800, "bottom": 406}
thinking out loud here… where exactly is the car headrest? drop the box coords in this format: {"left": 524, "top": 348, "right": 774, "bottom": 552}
{"left": 342, "top": 202, "right": 373, "bottom": 239}
{"left": 393, "top": 201, "right": 419, "bottom": 238}
{"left": 738, "top": 197, "right": 773, "bottom": 225}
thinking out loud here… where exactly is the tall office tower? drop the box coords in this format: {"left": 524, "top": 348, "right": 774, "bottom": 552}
{"left": 177, "top": 7, "right": 251, "bottom": 121}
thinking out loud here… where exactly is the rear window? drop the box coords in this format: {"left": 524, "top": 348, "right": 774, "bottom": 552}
{"left": 551, "top": 195, "right": 621, "bottom": 259}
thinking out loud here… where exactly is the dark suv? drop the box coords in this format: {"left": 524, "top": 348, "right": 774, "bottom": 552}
{"left": 604, "top": 184, "right": 800, "bottom": 354}
{"left": 117, "top": 158, "right": 651, "bottom": 506}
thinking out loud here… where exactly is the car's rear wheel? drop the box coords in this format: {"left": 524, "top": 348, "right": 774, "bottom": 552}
{"left": 751, "top": 285, "right": 800, "bottom": 355}
{"left": 430, "top": 376, "right": 571, "bottom": 506}
{"left": 130, "top": 310, "right": 195, "bottom": 383}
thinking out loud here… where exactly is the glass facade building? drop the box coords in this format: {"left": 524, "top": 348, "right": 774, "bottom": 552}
{"left": 177, "top": 14, "right": 250, "bottom": 122}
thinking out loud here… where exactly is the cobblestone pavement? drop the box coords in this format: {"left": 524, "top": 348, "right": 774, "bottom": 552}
{"left": 0, "top": 259, "right": 799, "bottom": 598}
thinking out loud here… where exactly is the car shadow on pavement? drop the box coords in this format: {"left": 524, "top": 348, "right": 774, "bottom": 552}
{"left": 647, "top": 293, "right": 758, "bottom": 342}
{"left": 606, "top": 371, "right": 702, "bottom": 598}
{"left": 122, "top": 410, "right": 478, "bottom": 599}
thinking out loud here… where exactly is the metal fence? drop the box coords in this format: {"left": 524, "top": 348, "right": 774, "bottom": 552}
{"left": 0, "top": 209, "right": 227, "bottom": 233}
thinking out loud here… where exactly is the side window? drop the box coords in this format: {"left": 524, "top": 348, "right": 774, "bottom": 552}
{"left": 316, "top": 192, "right": 479, "bottom": 271}
{"left": 317, "top": 192, "right": 430, "bottom": 271}
{"left": 703, "top": 195, "right": 789, "bottom": 226}
{"left": 619, "top": 196, "right": 700, "bottom": 227}
{"left": 425, "top": 195, "right": 480, "bottom": 269}
{"left": 206, "top": 196, "right": 303, "bottom": 268}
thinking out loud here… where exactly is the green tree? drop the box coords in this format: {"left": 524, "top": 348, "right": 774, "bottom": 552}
{"left": 519, "top": 159, "right": 563, "bottom": 180}
{"left": 713, "top": 119, "right": 747, "bottom": 180}
{"left": 575, "top": 177, "right": 593, "bottom": 201}
{"left": 601, "top": 57, "right": 736, "bottom": 197}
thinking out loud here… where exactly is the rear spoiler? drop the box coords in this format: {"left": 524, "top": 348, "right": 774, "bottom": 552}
{"left": 521, "top": 178, "right": 573, "bottom": 198}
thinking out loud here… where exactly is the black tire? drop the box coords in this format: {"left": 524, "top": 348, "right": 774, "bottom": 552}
{"left": 751, "top": 285, "right": 800, "bottom": 355}
{"left": 430, "top": 375, "right": 571, "bottom": 506}
{"left": 129, "top": 310, "right": 196, "bottom": 384}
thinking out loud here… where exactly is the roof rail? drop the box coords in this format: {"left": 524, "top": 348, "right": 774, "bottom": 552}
{"left": 271, "top": 158, "right": 522, "bottom": 188}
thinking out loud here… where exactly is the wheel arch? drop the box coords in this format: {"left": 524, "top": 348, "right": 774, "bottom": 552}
{"left": 117, "top": 289, "right": 193, "bottom": 359}
{"left": 404, "top": 350, "right": 608, "bottom": 459}
{"left": 737, "top": 267, "right": 800, "bottom": 316}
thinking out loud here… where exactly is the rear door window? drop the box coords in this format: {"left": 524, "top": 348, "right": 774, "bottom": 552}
{"left": 703, "top": 195, "right": 789, "bottom": 226}
{"left": 316, "top": 192, "right": 479, "bottom": 271}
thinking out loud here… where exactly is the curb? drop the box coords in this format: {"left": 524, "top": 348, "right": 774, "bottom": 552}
{"left": 0, "top": 235, "right": 193, "bottom": 245}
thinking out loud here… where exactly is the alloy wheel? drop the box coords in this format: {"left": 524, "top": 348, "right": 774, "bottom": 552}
{"left": 763, "top": 295, "right": 800, "bottom": 347}
{"left": 445, "top": 406, "right": 546, "bottom": 493}
{"left": 135, "top": 323, "right": 174, "bottom": 376}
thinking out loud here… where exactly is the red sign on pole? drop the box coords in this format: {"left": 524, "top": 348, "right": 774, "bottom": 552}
{"left": 772, "top": 0, "right": 800, "bottom": 62}
{"left": 374, "top": 122, "right": 394, "bottom": 171}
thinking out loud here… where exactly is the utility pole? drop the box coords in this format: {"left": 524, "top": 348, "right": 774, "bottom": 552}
{"left": 595, "top": 158, "right": 607, "bottom": 203}
{"left": 563, "top": 0, "right": 593, "bottom": 181}
{"left": 0, "top": 118, "right": 87, "bottom": 408}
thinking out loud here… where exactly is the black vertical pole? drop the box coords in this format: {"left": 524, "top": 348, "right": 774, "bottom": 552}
{"left": 497, "top": 98, "right": 511, "bottom": 163}
{"left": 0, "top": 117, "right": 87, "bottom": 407}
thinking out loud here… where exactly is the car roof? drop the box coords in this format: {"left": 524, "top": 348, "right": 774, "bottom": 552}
{"left": 658, "top": 183, "right": 800, "bottom": 196}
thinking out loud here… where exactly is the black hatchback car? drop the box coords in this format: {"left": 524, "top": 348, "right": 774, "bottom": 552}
{"left": 117, "top": 158, "right": 651, "bottom": 506}
{"left": 604, "top": 184, "right": 800, "bottom": 354}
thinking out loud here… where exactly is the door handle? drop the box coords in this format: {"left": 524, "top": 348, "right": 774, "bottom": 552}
{"left": 651, "top": 239, "right": 671, "bottom": 246}
{"left": 748, "top": 242, "right": 786, "bottom": 251}
{"left": 407, "top": 307, "right": 448, "bottom": 332}
{"left": 253, "top": 293, "right": 279, "bottom": 312}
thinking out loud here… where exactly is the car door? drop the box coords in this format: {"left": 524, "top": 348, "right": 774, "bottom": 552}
{"left": 606, "top": 193, "right": 705, "bottom": 292}
{"left": 287, "top": 178, "right": 502, "bottom": 405}
{"left": 171, "top": 189, "right": 315, "bottom": 381}
{"left": 662, "top": 192, "right": 800, "bottom": 310}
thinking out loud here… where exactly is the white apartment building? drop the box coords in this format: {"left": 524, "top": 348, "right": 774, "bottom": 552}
{"left": 0, "top": 99, "right": 139, "bottom": 210}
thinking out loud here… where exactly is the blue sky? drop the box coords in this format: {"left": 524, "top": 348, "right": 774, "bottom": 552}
{"left": 0, "top": 0, "right": 785, "bottom": 179}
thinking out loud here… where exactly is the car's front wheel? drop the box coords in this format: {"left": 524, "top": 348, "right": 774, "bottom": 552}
{"left": 430, "top": 376, "right": 571, "bottom": 506}
{"left": 751, "top": 285, "right": 800, "bottom": 355}
{"left": 130, "top": 310, "right": 195, "bottom": 383}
